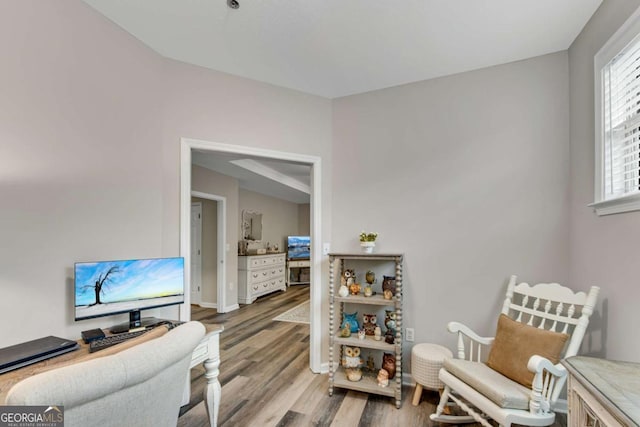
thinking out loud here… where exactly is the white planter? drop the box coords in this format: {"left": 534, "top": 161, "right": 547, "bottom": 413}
{"left": 360, "top": 241, "right": 376, "bottom": 253}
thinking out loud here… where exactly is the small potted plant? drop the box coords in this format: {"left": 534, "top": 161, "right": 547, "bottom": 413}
{"left": 359, "top": 231, "right": 378, "bottom": 253}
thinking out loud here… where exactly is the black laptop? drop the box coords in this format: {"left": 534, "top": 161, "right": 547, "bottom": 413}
{"left": 0, "top": 336, "right": 79, "bottom": 374}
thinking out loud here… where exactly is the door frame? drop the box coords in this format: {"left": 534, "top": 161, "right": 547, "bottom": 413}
{"left": 191, "top": 191, "right": 227, "bottom": 312}
{"left": 179, "top": 137, "right": 323, "bottom": 373}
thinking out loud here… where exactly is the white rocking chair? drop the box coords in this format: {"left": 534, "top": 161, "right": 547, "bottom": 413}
{"left": 430, "top": 275, "right": 599, "bottom": 427}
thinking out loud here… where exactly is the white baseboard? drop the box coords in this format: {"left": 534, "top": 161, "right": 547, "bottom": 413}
{"left": 320, "top": 362, "right": 330, "bottom": 374}
{"left": 224, "top": 304, "right": 240, "bottom": 312}
{"left": 198, "top": 302, "right": 217, "bottom": 309}
{"left": 402, "top": 371, "right": 413, "bottom": 386}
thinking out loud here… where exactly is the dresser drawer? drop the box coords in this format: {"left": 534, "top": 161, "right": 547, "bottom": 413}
{"left": 288, "top": 260, "right": 309, "bottom": 268}
{"left": 239, "top": 254, "right": 286, "bottom": 304}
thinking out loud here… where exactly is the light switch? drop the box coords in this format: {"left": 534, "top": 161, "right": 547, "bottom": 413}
{"left": 323, "top": 243, "right": 331, "bottom": 255}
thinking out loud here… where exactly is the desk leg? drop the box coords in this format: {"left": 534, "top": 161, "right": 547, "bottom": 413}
{"left": 203, "top": 357, "right": 221, "bottom": 427}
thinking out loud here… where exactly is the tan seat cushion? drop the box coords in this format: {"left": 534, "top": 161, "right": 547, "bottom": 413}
{"left": 443, "top": 358, "right": 531, "bottom": 410}
{"left": 486, "top": 314, "right": 568, "bottom": 388}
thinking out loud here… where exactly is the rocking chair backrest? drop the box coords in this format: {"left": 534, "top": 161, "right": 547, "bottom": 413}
{"left": 500, "top": 275, "right": 600, "bottom": 359}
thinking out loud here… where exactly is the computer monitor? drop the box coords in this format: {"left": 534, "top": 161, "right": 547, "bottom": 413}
{"left": 74, "top": 257, "right": 185, "bottom": 333}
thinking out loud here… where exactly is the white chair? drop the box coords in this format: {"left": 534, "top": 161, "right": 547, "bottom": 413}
{"left": 430, "top": 275, "right": 599, "bottom": 427}
{"left": 6, "top": 321, "right": 205, "bottom": 427}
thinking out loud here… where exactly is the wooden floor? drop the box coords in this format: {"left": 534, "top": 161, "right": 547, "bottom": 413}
{"left": 178, "top": 285, "right": 566, "bottom": 427}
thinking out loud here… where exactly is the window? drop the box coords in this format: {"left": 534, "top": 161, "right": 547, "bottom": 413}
{"left": 593, "top": 6, "right": 640, "bottom": 215}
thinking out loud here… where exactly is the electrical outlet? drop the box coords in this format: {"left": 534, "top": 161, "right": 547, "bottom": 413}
{"left": 406, "top": 328, "right": 415, "bottom": 342}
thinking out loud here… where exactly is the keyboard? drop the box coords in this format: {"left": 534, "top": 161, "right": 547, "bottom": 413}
{"left": 89, "top": 330, "right": 147, "bottom": 353}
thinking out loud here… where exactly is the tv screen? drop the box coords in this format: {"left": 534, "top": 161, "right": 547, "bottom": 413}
{"left": 287, "top": 236, "right": 310, "bottom": 259}
{"left": 74, "top": 257, "right": 185, "bottom": 321}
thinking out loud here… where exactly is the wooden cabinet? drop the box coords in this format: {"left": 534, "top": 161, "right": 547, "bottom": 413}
{"left": 238, "top": 253, "right": 286, "bottom": 304}
{"left": 287, "top": 259, "right": 310, "bottom": 286}
{"left": 563, "top": 356, "right": 640, "bottom": 427}
{"left": 328, "top": 253, "right": 404, "bottom": 408}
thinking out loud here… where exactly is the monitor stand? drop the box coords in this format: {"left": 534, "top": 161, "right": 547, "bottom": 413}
{"left": 109, "top": 311, "right": 165, "bottom": 334}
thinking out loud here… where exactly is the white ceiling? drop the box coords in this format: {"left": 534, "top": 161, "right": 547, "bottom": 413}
{"left": 192, "top": 151, "right": 311, "bottom": 204}
{"left": 82, "top": 0, "right": 602, "bottom": 99}
{"left": 83, "top": 0, "right": 602, "bottom": 202}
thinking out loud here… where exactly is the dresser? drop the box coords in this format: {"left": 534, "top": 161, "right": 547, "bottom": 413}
{"left": 238, "top": 253, "right": 287, "bottom": 304}
{"left": 563, "top": 356, "right": 640, "bottom": 427}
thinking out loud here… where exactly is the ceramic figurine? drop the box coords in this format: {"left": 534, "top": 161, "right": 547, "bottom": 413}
{"left": 384, "top": 310, "right": 397, "bottom": 335}
{"left": 383, "top": 289, "right": 393, "bottom": 300}
{"left": 365, "top": 270, "right": 375, "bottom": 285}
{"left": 382, "top": 275, "right": 396, "bottom": 295}
{"left": 363, "top": 284, "right": 373, "bottom": 297}
{"left": 382, "top": 353, "right": 396, "bottom": 379}
{"left": 338, "top": 283, "right": 349, "bottom": 297}
{"left": 374, "top": 326, "right": 382, "bottom": 341}
{"left": 349, "top": 282, "right": 361, "bottom": 295}
{"left": 341, "top": 269, "right": 356, "bottom": 287}
{"left": 342, "top": 346, "right": 362, "bottom": 367}
{"left": 346, "top": 368, "right": 362, "bottom": 382}
{"left": 357, "top": 329, "right": 366, "bottom": 340}
{"left": 385, "top": 329, "right": 395, "bottom": 344}
{"left": 339, "top": 269, "right": 354, "bottom": 297}
{"left": 377, "top": 369, "right": 389, "bottom": 387}
{"left": 362, "top": 313, "right": 378, "bottom": 336}
{"left": 366, "top": 355, "right": 375, "bottom": 372}
{"left": 342, "top": 346, "right": 363, "bottom": 382}
{"left": 341, "top": 312, "right": 359, "bottom": 333}
{"left": 340, "top": 322, "right": 351, "bottom": 338}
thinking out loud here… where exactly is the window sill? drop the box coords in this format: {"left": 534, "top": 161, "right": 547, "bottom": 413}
{"left": 589, "top": 193, "right": 640, "bottom": 216}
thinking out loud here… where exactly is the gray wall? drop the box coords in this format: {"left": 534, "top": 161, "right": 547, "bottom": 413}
{"left": 332, "top": 52, "right": 572, "bottom": 354}
{"left": 2, "top": 0, "right": 635, "bottom": 366}
{"left": 568, "top": 0, "right": 640, "bottom": 362}
{"left": 0, "top": 1, "right": 332, "bottom": 347}
{"left": 239, "top": 189, "right": 301, "bottom": 251}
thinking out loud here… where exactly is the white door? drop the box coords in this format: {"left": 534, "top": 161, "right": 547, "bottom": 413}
{"left": 190, "top": 202, "right": 202, "bottom": 305}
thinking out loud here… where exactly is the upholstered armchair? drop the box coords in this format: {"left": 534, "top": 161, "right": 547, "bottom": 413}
{"left": 6, "top": 321, "right": 205, "bottom": 427}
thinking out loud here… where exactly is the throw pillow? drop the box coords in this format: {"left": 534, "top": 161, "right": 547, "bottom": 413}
{"left": 486, "top": 314, "right": 569, "bottom": 388}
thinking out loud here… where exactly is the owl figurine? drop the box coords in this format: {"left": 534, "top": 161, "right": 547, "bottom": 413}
{"left": 362, "top": 313, "right": 378, "bottom": 336}
{"left": 342, "top": 346, "right": 362, "bottom": 368}
{"left": 341, "top": 269, "right": 356, "bottom": 287}
{"left": 384, "top": 310, "right": 397, "bottom": 334}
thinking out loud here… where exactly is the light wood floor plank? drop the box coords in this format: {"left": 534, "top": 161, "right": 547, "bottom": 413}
{"left": 330, "top": 391, "right": 368, "bottom": 427}
{"left": 179, "top": 285, "right": 566, "bottom": 427}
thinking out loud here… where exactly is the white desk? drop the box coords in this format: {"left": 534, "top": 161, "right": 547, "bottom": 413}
{"left": 185, "top": 325, "right": 223, "bottom": 427}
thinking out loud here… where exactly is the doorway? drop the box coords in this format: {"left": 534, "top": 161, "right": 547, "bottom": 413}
{"left": 191, "top": 192, "right": 227, "bottom": 312}
{"left": 179, "top": 138, "right": 323, "bottom": 373}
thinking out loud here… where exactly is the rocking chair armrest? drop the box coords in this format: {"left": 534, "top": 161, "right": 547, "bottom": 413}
{"left": 527, "top": 355, "right": 568, "bottom": 414}
{"left": 527, "top": 355, "right": 566, "bottom": 378}
{"left": 447, "top": 321, "right": 494, "bottom": 360}
{"left": 447, "top": 322, "right": 494, "bottom": 346}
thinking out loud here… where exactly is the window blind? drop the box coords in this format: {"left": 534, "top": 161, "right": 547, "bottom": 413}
{"left": 602, "top": 36, "right": 640, "bottom": 200}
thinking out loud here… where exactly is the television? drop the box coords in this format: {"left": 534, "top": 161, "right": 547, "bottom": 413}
{"left": 287, "top": 236, "right": 311, "bottom": 260}
{"left": 74, "top": 257, "right": 185, "bottom": 333}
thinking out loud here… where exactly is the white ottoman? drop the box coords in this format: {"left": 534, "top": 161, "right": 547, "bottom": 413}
{"left": 411, "top": 343, "right": 453, "bottom": 406}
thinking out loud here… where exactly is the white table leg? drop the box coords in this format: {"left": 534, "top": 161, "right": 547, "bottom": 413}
{"left": 203, "top": 357, "right": 221, "bottom": 427}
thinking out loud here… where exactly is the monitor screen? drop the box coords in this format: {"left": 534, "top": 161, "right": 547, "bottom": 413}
{"left": 287, "top": 236, "right": 310, "bottom": 259}
{"left": 74, "top": 257, "right": 185, "bottom": 321}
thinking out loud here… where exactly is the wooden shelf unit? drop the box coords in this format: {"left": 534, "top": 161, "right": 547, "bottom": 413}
{"left": 328, "top": 253, "right": 404, "bottom": 408}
